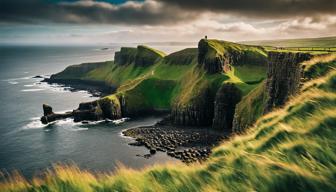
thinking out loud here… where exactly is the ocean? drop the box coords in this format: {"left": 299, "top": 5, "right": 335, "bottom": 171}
{"left": 0, "top": 45, "right": 189, "bottom": 178}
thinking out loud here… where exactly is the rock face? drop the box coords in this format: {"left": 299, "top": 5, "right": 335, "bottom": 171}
{"left": 114, "top": 46, "right": 164, "bottom": 67}
{"left": 73, "top": 101, "right": 102, "bottom": 122}
{"left": 264, "top": 52, "right": 312, "bottom": 113}
{"left": 41, "top": 97, "right": 122, "bottom": 124}
{"left": 114, "top": 47, "right": 137, "bottom": 66}
{"left": 198, "top": 39, "right": 228, "bottom": 74}
{"left": 43, "top": 104, "right": 53, "bottom": 116}
{"left": 171, "top": 88, "right": 214, "bottom": 126}
{"left": 212, "top": 83, "right": 242, "bottom": 131}
{"left": 231, "top": 52, "right": 313, "bottom": 133}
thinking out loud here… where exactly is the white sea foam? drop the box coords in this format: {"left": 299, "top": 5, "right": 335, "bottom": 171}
{"left": 112, "top": 117, "right": 130, "bottom": 125}
{"left": 24, "top": 119, "right": 47, "bottom": 129}
{"left": 8, "top": 81, "right": 18, "bottom": 84}
{"left": 24, "top": 84, "right": 35, "bottom": 87}
{"left": 21, "top": 89, "right": 44, "bottom": 92}
{"left": 71, "top": 127, "right": 89, "bottom": 131}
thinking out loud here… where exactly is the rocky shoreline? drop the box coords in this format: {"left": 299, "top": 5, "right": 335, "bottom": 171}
{"left": 42, "top": 78, "right": 115, "bottom": 97}
{"left": 122, "top": 123, "right": 228, "bottom": 163}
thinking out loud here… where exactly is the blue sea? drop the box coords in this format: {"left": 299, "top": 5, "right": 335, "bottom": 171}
{"left": 0, "top": 45, "right": 189, "bottom": 178}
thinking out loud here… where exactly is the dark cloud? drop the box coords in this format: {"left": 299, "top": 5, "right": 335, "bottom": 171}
{"left": 1, "top": 0, "right": 335, "bottom": 25}
{"left": 157, "top": 0, "right": 336, "bottom": 18}
{"left": 0, "top": 0, "right": 196, "bottom": 25}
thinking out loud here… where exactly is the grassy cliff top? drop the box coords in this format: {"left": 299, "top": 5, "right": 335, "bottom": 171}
{"left": 163, "top": 48, "right": 198, "bottom": 65}
{"left": 202, "top": 39, "right": 267, "bottom": 58}
{"left": 137, "top": 45, "right": 166, "bottom": 58}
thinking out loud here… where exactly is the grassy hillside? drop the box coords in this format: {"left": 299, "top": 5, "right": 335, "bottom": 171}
{"left": 48, "top": 40, "right": 269, "bottom": 118}
{"left": 2, "top": 55, "right": 336, "bottom": 192}
{"left": 242, "top": 36, "right": 336, "bottom": 48}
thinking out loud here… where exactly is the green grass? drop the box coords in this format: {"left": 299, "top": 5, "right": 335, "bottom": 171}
{"left": 2, "top": 57, "right": 336, "bottom": 191}
{"left": 201, "top": 39, "right": 268, "bottom": 67}
{"left": 242, "top": 36, "right": 336, "bottom": 48}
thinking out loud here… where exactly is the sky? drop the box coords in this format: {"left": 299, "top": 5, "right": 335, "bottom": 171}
{"left": 0, "top": 0, "right": 336, "bottom": 45}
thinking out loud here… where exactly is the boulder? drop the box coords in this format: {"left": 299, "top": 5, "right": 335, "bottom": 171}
{"left": 43, "top": 104, "right": 53, "bottom": 116}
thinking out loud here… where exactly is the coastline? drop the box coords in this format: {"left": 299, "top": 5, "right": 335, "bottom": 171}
{"left": 43, "top": 78, "right": 116, "bottom": 97}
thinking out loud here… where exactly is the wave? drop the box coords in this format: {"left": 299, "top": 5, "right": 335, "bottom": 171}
{"left": 21, "top": 89, "right": 44, "bottom": 92}
{"left": 71, "top": 127, "right": 89, "bottom": 131}
{"left": 23, "top": 118, "right": 48, "bottom": 129}
{"left": 24, "top": 84, "right": 35, "bottom": 87}
{"left": 8, "top": 81, "right": 18, "bottom": 85}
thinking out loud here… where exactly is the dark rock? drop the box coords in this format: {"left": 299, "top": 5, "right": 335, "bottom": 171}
{"left": 212, "top": 83, "right": 242, "bottom": 131}
{"left": 171, "top": 86, "right": 214, "bottom": 126}
{"left": 43, "top": 104, "right": 53, "bottom": 116}
{"left": 264, "top": 52, "right": 312, "bottom": 113}
{"left": 150, "top": 149, "right": 156, "bottom": 154}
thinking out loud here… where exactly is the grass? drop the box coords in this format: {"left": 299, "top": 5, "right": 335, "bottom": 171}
{"left": 2, "top": 57, "right": 336, "bottom": 191}
{"left": 242, "top": 36, "right": 336, "bottom": 48}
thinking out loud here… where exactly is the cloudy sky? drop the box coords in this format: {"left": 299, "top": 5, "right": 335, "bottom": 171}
{"left": 1, "top": 0, "right": 336, "bottom": 45}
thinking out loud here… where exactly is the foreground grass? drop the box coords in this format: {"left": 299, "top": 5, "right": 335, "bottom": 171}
{"left": 1, "top": 65, "right": 336, "bottom": 191}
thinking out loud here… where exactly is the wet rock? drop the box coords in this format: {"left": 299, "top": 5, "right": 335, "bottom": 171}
{"left": 150, "top": 149, "right": 156, "bottom": 154}
{"left": 43, "top": 104, "right": 53, "bottom": 116}
{"left": 122, "top": 125, "right": 226, "bottom": 163}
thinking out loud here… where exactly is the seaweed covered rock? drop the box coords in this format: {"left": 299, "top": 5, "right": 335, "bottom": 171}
{"left": 198, "top": 39, "right": 267, "bottom": 74}
{"left": 212, "top": 83, "right": 242, "bottom": 131}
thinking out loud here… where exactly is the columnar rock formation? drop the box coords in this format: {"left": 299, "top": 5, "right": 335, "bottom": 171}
{"left": 232, "top": 52, "right": 312, "bottom": 133}
{"left": 171, "top": 87, "right": 214, "bottom": 126}
{"left": 212, "top": 83, "right": 242, "bottom": 131}
{"left": 114, "top": 47, "right": 137, "bottom": 66}
{"left": 115, "top": 46, "right": 164, "bottom": 67}
{"left": 264, "top": 52, "right": 312, "bottom": 113}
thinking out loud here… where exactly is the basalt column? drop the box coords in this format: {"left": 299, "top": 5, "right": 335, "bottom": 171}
{"left": 264, "top": 52, "right": 312, "bottom": 113}
{"left": 212, "top": 83, "right": 242, "bottom": 131}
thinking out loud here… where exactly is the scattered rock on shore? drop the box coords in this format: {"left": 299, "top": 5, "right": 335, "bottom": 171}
{"left": 123, "top": 125, "right": 226, "bottom": 163}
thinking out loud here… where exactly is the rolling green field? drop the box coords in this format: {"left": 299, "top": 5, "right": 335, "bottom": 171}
{"left": 1, "top": 54, "right": 336, "bottom": 192}
{"left": 242, "top": 36, "right": 336, "bottom": 48}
